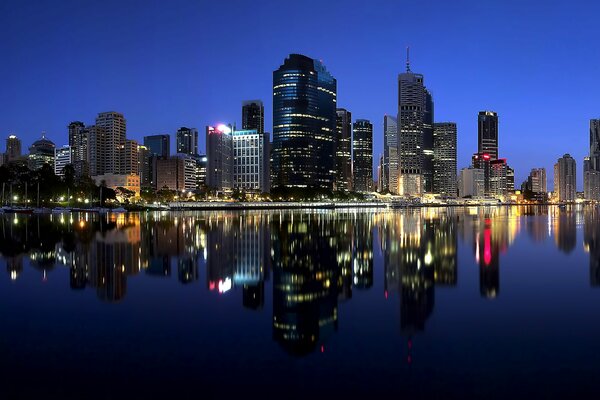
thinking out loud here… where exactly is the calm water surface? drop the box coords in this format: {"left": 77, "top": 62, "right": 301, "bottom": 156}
{"left": 1, "top": 206, "right": 599, "bottom": 398}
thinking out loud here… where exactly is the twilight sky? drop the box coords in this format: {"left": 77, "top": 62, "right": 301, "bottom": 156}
{"left": 1, "top": 0, "right": 599, "bottom": 189}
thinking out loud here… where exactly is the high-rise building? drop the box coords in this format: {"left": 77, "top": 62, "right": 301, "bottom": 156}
{"left": 272, "top": 54, "right": 337, "bottom": 190}
{"left": 585, "top": 120, "right": 600, "bottom": 201}
{"left": 242, "top": 100, "right": 264, "bottom": 133}
{"left": 195, "top": 154, "right": 208, "bottom": 188}
{"left": 232, "top": 129, "right": 270, "bottom": 193}
{"left": 423, "top": 90, "right": 434, "bottom": 193}
{"left": 472, "top": 152, "right": 492, "bottom": 196}
{"left": 137, "top": 145, "right": 151, "bottom": 188}
{"left": 506, "top": 164, "right": 515, "bottom": 193}
{"left": 206, "top": 124, "right": 233, "bottom": 191}
{"left": 335, "top": 108, "right": 352, "bottom": 191}
{"left": 155, "top": 157, "right": 185, "bottom": 191}
{"left": 144, "top": 134, "right": 170, "bottom": 158}
{"left": 352, "top": 119, "right": 373, "bottom": 192}
{"left": 54, "top": 145, "right": 72, "bottom": 176}
{"left": 529, "top": 168, "right": 547, "bottom": 193}
{"left": 176, "top": 127, "right": 198, "bottom": 155}
{"left": 433, "top": 122, "right": 457, "bottom": 196}
{"left": 68, "top": 122, "right": 89, "bottom": 176}
{"left": 28, "top": 133, "right": 56, "bottom": 171}
{"left": 383, "top": 115, "right": 398, "bottom": 193}
{"left": 458, "top": 167, "right": 485, "bottom": 198}
{"left": 584, "top": 157, "right": 600, "bottom": 201}
{"left": 6, "top": 135, "right": 22, "bottom": 162}
{"left": 490, "top": 159, "right": 508, "bottom": 200}
{"left": 121, "top": 139, "right": 139, "bottom": 175}
{"left": 397, "top": 52, "right": 433, "bottom": 196}
{"left": 478, "top": 111, "right": 499, "bottom": 161}
{"left": 93, "top": 111, "right": 126, "bottom": 175}
{"left": 555, "top": 154, "right": 576, "bottom": 202}
{"left": 590, "top": 119, "right": 600, "bottom": 171}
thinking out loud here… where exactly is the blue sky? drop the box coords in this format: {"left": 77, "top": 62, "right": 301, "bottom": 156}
{"left": 1, "top": 0, "right": 599, "bottom": 189}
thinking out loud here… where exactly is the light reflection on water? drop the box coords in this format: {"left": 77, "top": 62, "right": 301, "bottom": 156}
{"left": 1, "top": 205, "right": 599, "bottom": 397}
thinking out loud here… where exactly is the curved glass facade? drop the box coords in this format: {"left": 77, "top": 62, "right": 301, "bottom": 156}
{"left": 272, "top": 54, "right": 336, "bottom": 189}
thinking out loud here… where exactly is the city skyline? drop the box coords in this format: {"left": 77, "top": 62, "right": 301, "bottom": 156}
{"left": 2, "top": 1, "right": 600, "bottom": 190}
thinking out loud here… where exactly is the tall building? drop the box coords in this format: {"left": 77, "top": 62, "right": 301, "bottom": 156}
{"left": 585, "top": 120, "right": 600, "bottom": 201}
{"left": 478, "top": 111, "right": 499, "bottom": 161}
{"left": 472, "top": 152, "right": 491, "bottom": 195}
{"left": 137, "top": 145, "right": 151, "bottom": 188}
{"left": 272, "top": 54, "right": 337, "bottom": 190}
{"left": 397, "top": 51, "right": 433, "bottom": 196}
{"left": 144, "top": 134, "right": 170, "bottom": 158}
{"left": 383, "top": 115, "right": 398, "bottom": 193}
{"left": 335, "top": 108, "right": 352, "bottom": 191}
{"left": 489, "top": 159, "right": 508, "bottom": 200}
{"left": 458, "top": 167, "right": 485, "bottom": 198}
{"left": 28, "top": 133, "right": 56, "bottom": 170}
{"left": 176, "top": 127, "right": 198, "bottom": 155}
{"left": 68, "top": 122, "right": 89, "bottom": 176}
{"left": 232, "top": 129, "right": 270, "bottom": 193}
{"left": 529, "top": 168, "right": 547, "bottom": 193}
{"left": 584, "top": 157, "right": 600, "bottom": 201}
{"left": 433, "top": 122, "right": 457, "bottom": 196}
{"left": 121, "top": 139, "right": 139, "bottom": 175}
{"left": 555, "top": 154, "right": 576, "bottom": 202}
{"left": 206, "top": 124, "right": 233, "bottom": 191}
{"left": 94, "top": 111, "right": 126, "bottom": 175}
{"left": 54, "top": 145, "right": 72, "bottom": 176}
{"left": 590, "top": 119, "right": 600, "bottom": 171}
{"left": 155, "top": 157, "right": 185, "bottom": 191}
{"left": 352, "top": 119, "right": 373, "bottom": 192}
{"left": 6, "top": 135, "right": 22, "bottom": 162}
{"left": 242, "top": 100, "right": 264, "bottom": 133}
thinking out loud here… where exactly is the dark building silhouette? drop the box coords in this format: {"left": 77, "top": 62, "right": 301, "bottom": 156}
{"left": 272, "top": 54, "right": 337, "bottom": 190}
{"left": 242, "top": 100, "right": 264, "bottom": 133}
{"left": 478, "top": 111, "right": 499, "bottom": 161}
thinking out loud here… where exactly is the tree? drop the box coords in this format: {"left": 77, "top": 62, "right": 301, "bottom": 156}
{"left": 115, "top": 186, "right": 135, "bottom": 204}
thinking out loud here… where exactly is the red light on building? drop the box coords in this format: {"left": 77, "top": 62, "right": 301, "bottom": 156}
{"left": 483, "top": 154, "right": 490, "bottom": 160}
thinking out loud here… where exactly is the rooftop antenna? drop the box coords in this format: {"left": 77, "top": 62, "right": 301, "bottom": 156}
{"left": 406, "top": 46, "right": 411, "bottom": 72}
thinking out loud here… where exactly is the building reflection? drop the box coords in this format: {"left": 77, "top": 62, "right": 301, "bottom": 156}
{"left": 2, "top": 206, "right": 595, "bottom": 359}
{"left": 271, "top": 212, "right": 340, "bottom": 356}
{"left": 553, "top": 207, "right": 577, "bottom": 254}
{"left": 379, "top": 209, "right": 457, "bottom": 335}
{"left": 583, "top": 207, "right": 600, "bottom": 286}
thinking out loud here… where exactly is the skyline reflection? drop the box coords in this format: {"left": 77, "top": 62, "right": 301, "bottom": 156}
{"left": 0, "top": 206, "right": 597, "bottom": 356}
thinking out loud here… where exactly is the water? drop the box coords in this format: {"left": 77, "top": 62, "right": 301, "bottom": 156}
{"left": 0, "top": 206, "right": 599, "bottom": 398}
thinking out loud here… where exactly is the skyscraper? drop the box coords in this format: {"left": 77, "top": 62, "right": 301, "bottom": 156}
{"left": 555, "top": 154, "right": 576, "bottom": 202}
{"left": 352, "top": 119, "right": 373, "bottom": 192}
{"left": 6, "top": 135, "right": 21, "bottom": 162}
{"left": 143, "top": 134, "right": 170, "bottom": 158}
{"left": 397, "top": 51, "right": 432, "bottom": 196}
{"left": 54, "top": 145, "right": 72, "bottom": 176}
{"left": 242, "top": 100, "right": 264, "bottom": 133}
{"left": 383, "top": 115, "right": 398, "bottom": 193}
{"left": 335, "top": 108, "right": 352, "bottom": 191}
{"left": 206, "top": 124, "right": 233, "bottom": 191}
{"left": 585, "top": 120, "right": 600, "bottom": 200}
{"left": 584, "top": 157, "right": 600, "bottom": 201}
{"left": 94, "top": 111, "right": 126, "bottom": 175}
{"left": 472, "top": 152, "right": 491, "bottom": 196}
{"left": 590, "top": 119, "right": 600, "bottom": 171}
{"left": 232, "top": 129, "right": 270, "bottom": 193}
{"left": 121, "top": 139, "right": 139, "bottom": 175}
{"left": 433, "top": 122, "right": 457, "bottom": 196}
{"left": 478, "top": 111, "right": 499, "bottom": 161}
{"left": 272, "top": 54, "right": 337, "bottom": 190}
{"left": 137, "top": 145, "right": 151, "bottom": 187}
{"left": 529, "top": 168, "right": 547, "bottom": 193}
{"left": 68, "top": 121, "right": 89, "bottom": 176}
{"left": 176, "top": 127, "right": 198, "bottom": 155}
